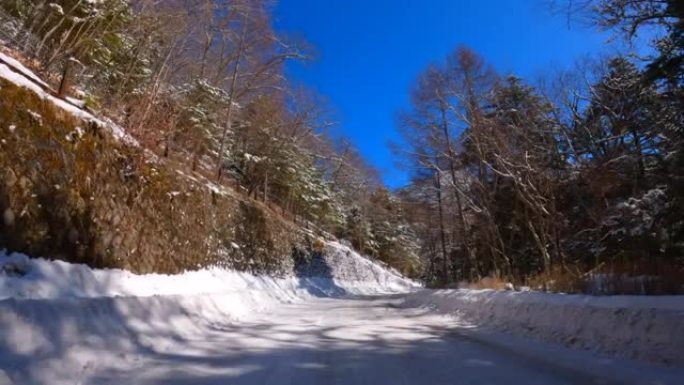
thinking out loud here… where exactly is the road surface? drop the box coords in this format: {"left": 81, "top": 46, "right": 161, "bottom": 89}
{"left": 24, "top": 295, "right": 670, "bottom": 385}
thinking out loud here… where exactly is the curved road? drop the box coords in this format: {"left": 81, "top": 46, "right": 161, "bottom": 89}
{"left": 70, "top": 295, "right": 682, "bottom": 385}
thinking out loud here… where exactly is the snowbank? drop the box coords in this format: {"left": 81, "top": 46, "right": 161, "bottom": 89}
{"left": 0, "top": 243, "right": 417, "bottom": 382}
{"left": 320, "top": 241, "right": 418, "bottom": 289}
{"left": 0, "top": 291, "right": 305, "bottom": 384}
{"left": 0, "top": 242, "right": 415, "bottom": 301}
{"left": 402, "top": 289, "right": 684, "bottom": 366}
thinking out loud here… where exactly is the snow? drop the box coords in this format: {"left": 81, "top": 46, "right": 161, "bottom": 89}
{"left": 319, "top": 241, "right": 417, "bottom": 288}
{"left": 0, "top": 246, "right": 682, "bottom": 383}
{"left": 402, "top": 288, "right": 684, "bottom": 366}
{"left": 0, "top": 60, "right": 138, "bottom": 146}
{"left": 1, "top": 294, "right": 683, "bottom": 384}
{"left": 0, "top": 50, "right": 680, "bottom": 384}
{"left": 0, "top": 51, "right": 50, "bottom": 89}
{"left": 0, "top": 243, "right": 418, "bottom": 383}
{"left": 173, "top": 169, "right": 238, "bottom": 197}
{"left": 0, "top": 242, "right": 415, "bottom": 301}
{"left": 65, "top": 96, "right": 86, "bottom": 109}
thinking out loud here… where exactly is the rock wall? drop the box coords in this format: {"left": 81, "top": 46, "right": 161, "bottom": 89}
{"left": 0, "top": 76, "right": 304, "bottom": 275}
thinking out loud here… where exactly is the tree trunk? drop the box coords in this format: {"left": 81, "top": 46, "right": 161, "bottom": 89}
{"left": 434, "top": 169, "right": 449, "bottom": 285}
{"left": 439, "top": 101, "right": 476, "bottom": 281}
{"left": 216, "top": 19, "right": 247, "bottom": 181}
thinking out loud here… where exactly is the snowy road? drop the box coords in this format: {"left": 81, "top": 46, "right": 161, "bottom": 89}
{"left": 6, "top": 295, "right": 677, "bottom": 385}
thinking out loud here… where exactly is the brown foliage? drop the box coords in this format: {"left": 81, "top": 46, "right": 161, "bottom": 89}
{"left": 0, "top": 78, "right": 303, "bottom": 275}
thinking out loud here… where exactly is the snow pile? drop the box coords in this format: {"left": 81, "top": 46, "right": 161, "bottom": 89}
{"left": 0, "top": 290, "right": 304, "bottom": 384}
{"left": 318, "top": 241, "right": 418, "bottom": 291}
{"left": 0, "top": 243, "right": 417, "bottom": 382}
{"left": 0, "top": 251, "right": 310, "bottom": 303}
{"left": 402, "top": 289, "right": 684, "bottom": 366}
{"left": 0, "top": 242, "right": 415, "bottom": 301}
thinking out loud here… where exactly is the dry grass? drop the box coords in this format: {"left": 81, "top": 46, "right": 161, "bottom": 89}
{"left": 450, "top": 259, "right": 684, "bottom": 295}
{"left": 0, "top": 45, "right": 59, "bottom": 88}
{"left": 525, "top": 266, "right": 586, "bottom": 293}
{"left": 0, "top": 77, "right": 306, "bottom": 275}
{"left": 524, "top": 260, "right": 684, "bottom": 295}
{"left": 587, "top": 259, "right": 684, "bottom": 295}
{"left": 459, "top": 276, "right": 512, "bottom": 290}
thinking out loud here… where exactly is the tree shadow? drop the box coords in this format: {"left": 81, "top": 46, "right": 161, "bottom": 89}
{"left": 1, "top": 294, "right": 683, "bottom": 385}
{"left": 292, "top": 246, "right": 346, "bottom": 297}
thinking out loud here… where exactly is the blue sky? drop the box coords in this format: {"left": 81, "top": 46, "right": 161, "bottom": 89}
{"left": 273, "top": 0, "right": 633, "bottom": 188}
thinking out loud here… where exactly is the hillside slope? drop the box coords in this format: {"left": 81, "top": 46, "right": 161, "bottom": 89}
{"left": 0, "top": 51, "right": 337, "bottom": 276}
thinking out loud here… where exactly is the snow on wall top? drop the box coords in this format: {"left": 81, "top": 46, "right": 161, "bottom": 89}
{"left": 0, "top": 51, "right": 50, "bottom": 89}
{"left": 0, "top": 54, "right": 137, "bottom": 146}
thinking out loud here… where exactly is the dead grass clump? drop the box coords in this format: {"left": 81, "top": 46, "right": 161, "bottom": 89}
{"left": 465, "top": 276, "right": 513, "bottom": 290}
{"left": 525, "top": 266, "right": 587, "bottom": 293}
{"left": 588, "top": 259, "right": 684, "bottom": 295}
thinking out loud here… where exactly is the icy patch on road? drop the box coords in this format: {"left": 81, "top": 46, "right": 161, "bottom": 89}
{"left": 402, "top": 289, "right": 684, "bottom": 366}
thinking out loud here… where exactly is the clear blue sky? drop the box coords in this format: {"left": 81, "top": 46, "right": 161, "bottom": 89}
{"left": 273, "top": 0, "right": 630, "bottom": 188}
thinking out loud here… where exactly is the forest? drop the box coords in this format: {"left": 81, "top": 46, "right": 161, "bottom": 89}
{"left": 0, "top": 0, "right": 423, "bottom": 276}
{"left": 397, "top": 0, "right": 683, "bottom": 292}
{"left": 0, "top": 0, "right": 682, "bottom": 293}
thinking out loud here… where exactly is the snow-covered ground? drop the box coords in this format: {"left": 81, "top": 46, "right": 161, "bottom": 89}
{"left": 1, "top": 244, "right": 684, "bottom": 384}
{"left": 402, "top": 289, "right": 684, "bottom": 366}
{"left": 1, "top": 293, "right": 683, "bottom": 385}
{"left": 0, "top": 242, "right": 417, "bottom": 384}
{"left": 0, "top": 242, "right": 416, "bottom": 301}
